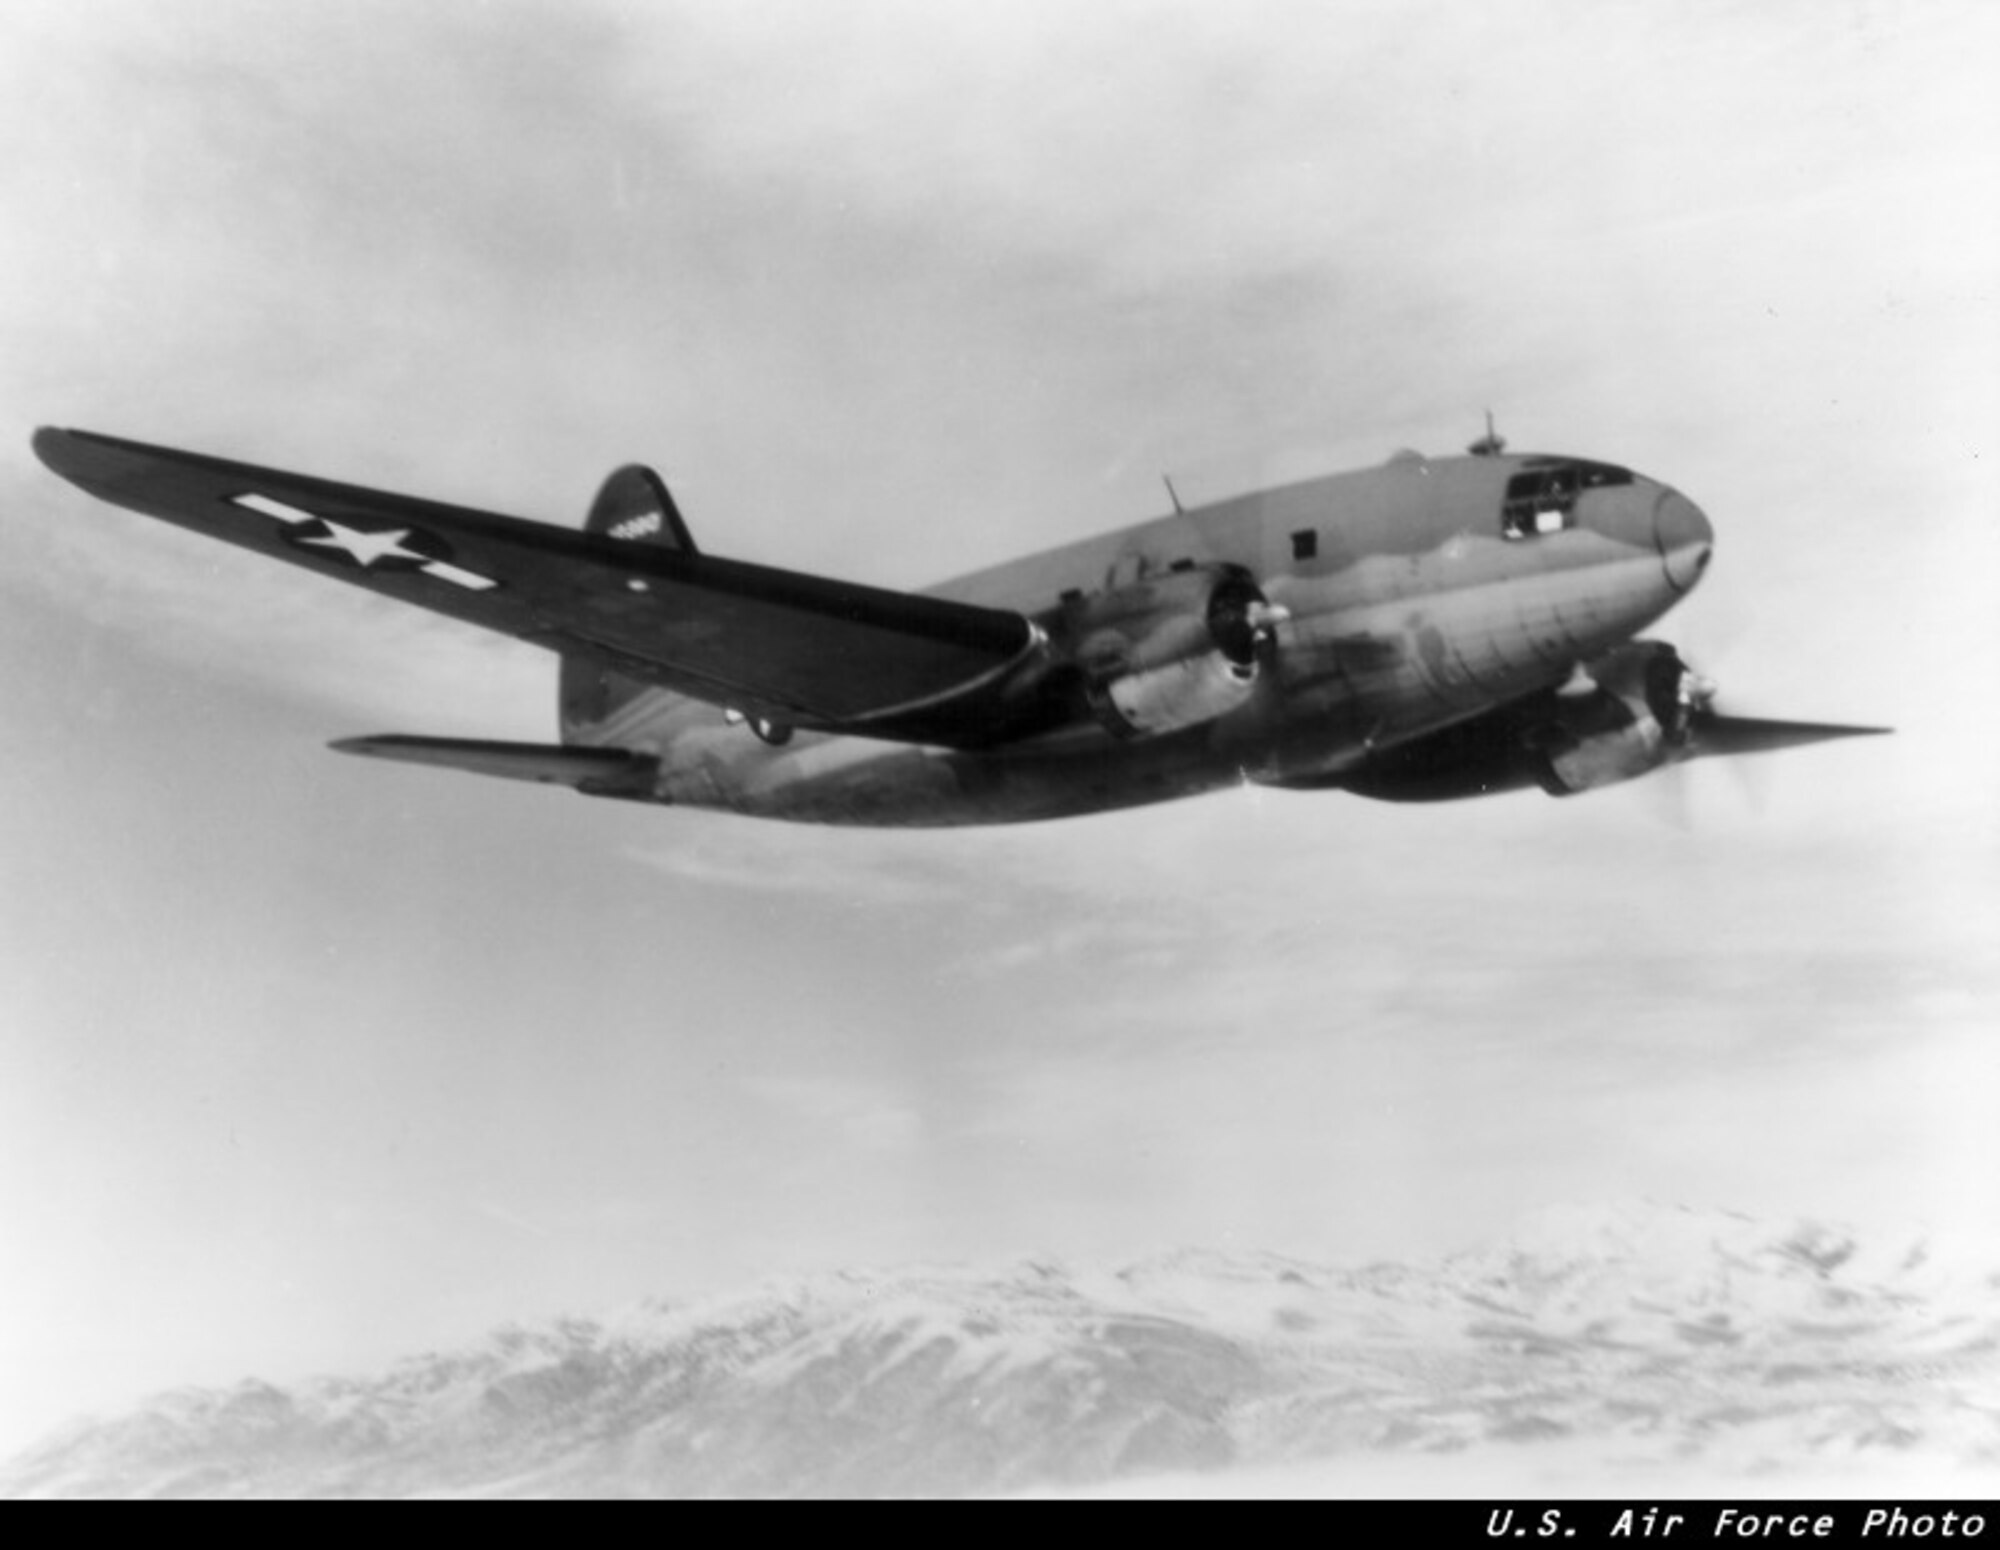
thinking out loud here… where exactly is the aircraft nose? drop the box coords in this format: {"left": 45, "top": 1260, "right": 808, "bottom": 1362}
{"left": 1654, "top": 489, "right": 1713, "bottom": 592}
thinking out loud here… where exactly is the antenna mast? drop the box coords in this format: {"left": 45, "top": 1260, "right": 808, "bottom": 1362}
{"left": 1468, "top": 410, "right": 1507, "bottom": 457}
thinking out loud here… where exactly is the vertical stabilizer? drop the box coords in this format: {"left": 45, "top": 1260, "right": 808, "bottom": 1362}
{"left": 585, "top": 464, "right": 697, "bottom": 554}
{"left": 560, "top": 464, "right": 696, "bottom": 738}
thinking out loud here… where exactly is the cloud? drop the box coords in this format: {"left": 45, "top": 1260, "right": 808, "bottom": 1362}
{"left": 622, "top": 820, "right": 1000, "bottom": 908}
{"left": 745, "top": 1073, "right": 925, "bottom": 1155}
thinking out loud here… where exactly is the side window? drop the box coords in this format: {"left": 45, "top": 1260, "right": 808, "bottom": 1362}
{"left": 1502, "top": 466, "right": 1579, "bottom": 539}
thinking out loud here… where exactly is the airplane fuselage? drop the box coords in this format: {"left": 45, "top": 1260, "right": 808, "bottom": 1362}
{"left": 561, "top": 449, "right": 1715, "bottom": 825}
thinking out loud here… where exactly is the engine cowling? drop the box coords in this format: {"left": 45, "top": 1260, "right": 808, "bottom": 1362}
{"left": 1527, "top": 641, "right": 1703, "bottom": 795}
{"left": 1073, "top": 565, "right": 1280, "bottom": 738}
{"left": 1328, "top": 641, "right": 1706, "bottom": 802}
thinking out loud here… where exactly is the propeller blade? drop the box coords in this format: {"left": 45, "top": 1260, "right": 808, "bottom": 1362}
{"left": 1641, "top": 756, "right": 1697, "bottom": 831}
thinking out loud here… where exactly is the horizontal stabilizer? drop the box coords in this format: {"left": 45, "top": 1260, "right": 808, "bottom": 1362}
{"left": 330, "top": 735, "right": 659, "bottom": 795}
{"left": 1688, "top": 715, "right": 1892, "bottom": 759}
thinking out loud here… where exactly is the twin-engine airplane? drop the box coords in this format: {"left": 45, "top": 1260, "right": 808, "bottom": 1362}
{"left": 32, "top": 424, "right": 1885, "bottom": 826}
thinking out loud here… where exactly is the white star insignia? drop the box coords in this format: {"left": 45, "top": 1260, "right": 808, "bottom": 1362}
{"left": 299, "top": 519, "right": 432, "bottom": 568}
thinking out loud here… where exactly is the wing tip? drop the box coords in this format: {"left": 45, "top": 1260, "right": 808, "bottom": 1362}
{"left": 32, "top": 426, "right": 128, "bottom": 486}
{"left": 31, "top": 425, "right": 75, "bottom": 469}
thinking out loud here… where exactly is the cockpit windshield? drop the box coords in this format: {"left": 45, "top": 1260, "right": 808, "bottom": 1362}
{"left": 1501, "top": 458, "right": 1632, "bottom": 539}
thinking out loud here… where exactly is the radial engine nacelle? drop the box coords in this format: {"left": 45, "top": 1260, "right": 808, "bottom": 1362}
{"left": 1069, "top": 564, "right": 1285, "bottom": 739}
{"left": 1328, "top": 640, "right": 1709, "bottom": 803}
{"left": 1529, "top": 640, "right": 1706, "bottom": 795}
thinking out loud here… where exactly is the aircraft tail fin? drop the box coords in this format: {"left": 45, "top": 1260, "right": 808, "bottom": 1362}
{"left": 584, "top": 464, "right": 696, "bottom": 553}
{"left": 562, "top": 463, "right": 696, "bottom": 737}
{"left": 333, "top": 735, "right": 659, "bottom": 798}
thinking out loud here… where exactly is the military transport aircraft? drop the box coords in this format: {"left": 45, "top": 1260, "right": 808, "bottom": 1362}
{"left": 32, "top": 424, "right": 1885, "bottom": 826}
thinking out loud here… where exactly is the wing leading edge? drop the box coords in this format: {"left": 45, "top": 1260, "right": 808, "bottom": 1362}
{"left": 32, "top": 428, "right": 1042, "bottom": 743}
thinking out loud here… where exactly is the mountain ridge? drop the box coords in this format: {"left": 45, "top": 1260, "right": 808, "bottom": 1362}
{"left": 6, "top": 1201, "right": 1995, "bottom": 1498}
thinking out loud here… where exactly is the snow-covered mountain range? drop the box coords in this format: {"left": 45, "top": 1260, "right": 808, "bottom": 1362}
{"left": 6, "top": 1203, "right": 1996, "bottom": 1498}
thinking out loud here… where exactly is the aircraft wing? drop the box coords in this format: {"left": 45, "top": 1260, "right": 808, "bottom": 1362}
{"left": 33, "top": 428, "right": 1042, "bottom": 741}
{"left": 1323, "top": 680, "right": 1888, "bottom": 803}
{"left": 1683, "top": 712, "right": 1891, "bottom": 758}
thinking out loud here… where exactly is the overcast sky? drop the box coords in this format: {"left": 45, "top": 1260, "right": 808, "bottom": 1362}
{"left": 1, "top": 0, "right": 1995, "bottom": 1463}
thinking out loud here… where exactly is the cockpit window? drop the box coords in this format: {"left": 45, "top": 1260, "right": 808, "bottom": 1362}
{"left": 1501, "top": 458, "right": 1631, "bottom": 539}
